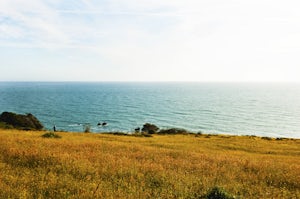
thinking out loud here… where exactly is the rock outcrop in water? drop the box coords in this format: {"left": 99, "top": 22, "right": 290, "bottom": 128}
{"left": 0, "top": 112, "right": 43, "bottom": 130}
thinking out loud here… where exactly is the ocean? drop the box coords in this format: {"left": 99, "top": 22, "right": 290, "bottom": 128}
{"left": 0, "top": 82, "right": 299, "bottom": 138}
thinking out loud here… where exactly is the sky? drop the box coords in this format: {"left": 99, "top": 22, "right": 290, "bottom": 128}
{"left": 0, "top": 0, "right": 300, "bottom": 82}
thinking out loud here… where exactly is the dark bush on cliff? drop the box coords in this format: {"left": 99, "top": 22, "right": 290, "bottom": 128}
{"left": 158, "top": 128, "right": 191, "bottom": 135}
{"left": 142, "top": 123, "right": 159, "bottom": 134}
{"left": 0, "top": 112, "right": 43, "bottom": 130}
{"left": 202, "top": 186, "right": 235, "bottom": 199}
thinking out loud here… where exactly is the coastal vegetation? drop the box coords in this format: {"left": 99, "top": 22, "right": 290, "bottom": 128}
{"left": 0, "top": 129, "right": 299, "bottom": 198}
{"left": 141, "top": 123, "right": 159, "bottom": 134}
{"left": 0, "top": 112, "right": 43, "bottom": 130}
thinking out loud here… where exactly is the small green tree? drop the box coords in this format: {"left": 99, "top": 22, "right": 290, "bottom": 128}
{"left": 142, "top": 123, "right": 159, "bottom": 134}
{"left": 204, "top": 187, "right": 235, "bottom": 199}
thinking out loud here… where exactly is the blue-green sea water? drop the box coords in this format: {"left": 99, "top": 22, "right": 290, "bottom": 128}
{"left": 0, "top": 82, "right": 299, "bottom": 138}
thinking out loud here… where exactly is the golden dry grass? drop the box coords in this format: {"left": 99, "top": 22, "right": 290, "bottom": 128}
{"left": 0, "top": 129, "right": 299, "bottom": 198}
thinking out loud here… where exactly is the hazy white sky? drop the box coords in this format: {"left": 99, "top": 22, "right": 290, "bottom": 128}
{"left": 1, "top": 0, "right": 300, "bottom": 81}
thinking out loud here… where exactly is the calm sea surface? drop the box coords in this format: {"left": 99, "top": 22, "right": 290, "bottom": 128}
{"left": 0, "top": 82, "right": 300, "bottom": 138}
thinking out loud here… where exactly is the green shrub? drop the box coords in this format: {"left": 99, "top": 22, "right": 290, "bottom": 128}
{"left": 142, "top": 123, "right": 159, "bottom": 134}
{"left": 0, "top": 122, "right": 14, "bottom": 129}
{"left": 262, "top": 136, "right": 272, "bottom": 140}
{"left": 203, "top": 187, "right": 235, "bottom": 199}
{"left": 42, "top": 132, "right": 61, "bottom": 139}
{"left": 133, "top": 132, "right": 153, "bottom": 137}
{"left": 112, "top": 132, "right": 129, "bottom": 136}
{"left": 158, "top": 128, "right": 191, "bottom": 135}
{"left": 195, "top": 132, "right": 203, "bottom": 137}
{"left": 142, "top": 133, "right": 153, "bottom": 137}
{"left": 276, "top": 137, "right": 288, "bottom": 141}
{"left": 0, "top": 112, "right": 43, "bottom": 130}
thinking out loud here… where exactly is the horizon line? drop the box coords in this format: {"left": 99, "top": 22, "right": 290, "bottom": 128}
{"left": 1, "top": 80, "right": 300, "bottom": 84}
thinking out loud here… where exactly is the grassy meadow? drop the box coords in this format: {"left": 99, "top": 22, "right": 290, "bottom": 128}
{"left": 0, "top": 129, "right": 299, "bottom": 198}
